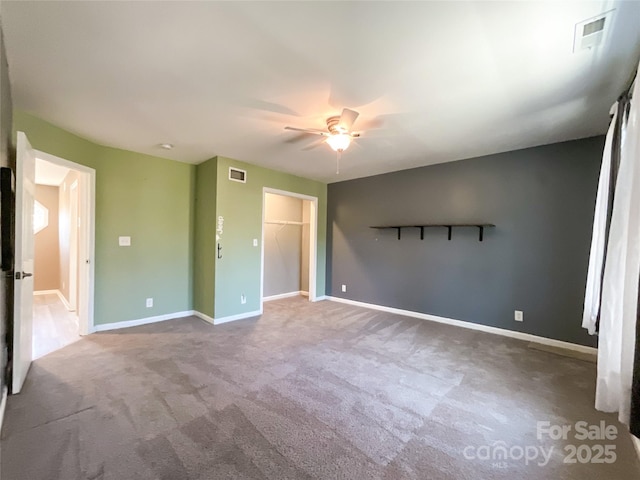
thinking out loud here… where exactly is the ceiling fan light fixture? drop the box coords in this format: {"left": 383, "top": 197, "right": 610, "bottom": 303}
{"left": 327, "top": 133, "right": 351, "bottom": 152}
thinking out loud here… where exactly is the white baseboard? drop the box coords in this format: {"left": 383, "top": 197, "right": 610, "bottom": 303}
{"left": 326, "top": 296, "right": 597, "bottom": 355}
{"left": 34, "top": 289, "right": 75, "bottom": 312}
{"left": 34, "top": 289, "right": 58, "bottom": 295}
{"left": 300, "top": 291, "right": 309, "bottom": 297}
{"left": 59, "top": 295, "right": 73, "bottom": 311}
{"left": 93, "top": 310, "right": 195, "bottom": 332}
{"left": 94, "top": 308, "right": 263, "bottom": 332}
{"left": 263, "top": 291, "right": 304, "bottom": 302}
{"left": 193, "top": 310, "right": 215, "bottom": 325}
{"left": 0, "top": 385, "right": 7, "bottom": 434}
{"left": 58, "top": 291, "right": 73, "bottom": 311}
{"left": 212, "top": 309, "right": 262, "bottom": 325}
{"left": 632, "top": 435, "right": 640, "bottom": 462}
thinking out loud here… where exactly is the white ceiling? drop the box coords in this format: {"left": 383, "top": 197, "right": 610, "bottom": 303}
{"left": 35, "top": 158, "right": 69, "bottom": 186}
{"left": 2, "top": 1, "right": 639, "bottom": 183}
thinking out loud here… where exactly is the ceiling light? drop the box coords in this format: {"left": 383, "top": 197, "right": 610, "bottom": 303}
{"left": 159, "top": 143, "right": 173, "bottom": 150}
{"left": 326, "top": 134, "right": 351, "bottom": 152}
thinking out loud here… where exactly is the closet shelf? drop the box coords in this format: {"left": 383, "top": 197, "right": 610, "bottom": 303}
{"left": 264, "top": 220, "right": 308, "bottom": 226}
{"left": 370, "top": 223, "right": 495, "bottom": 242}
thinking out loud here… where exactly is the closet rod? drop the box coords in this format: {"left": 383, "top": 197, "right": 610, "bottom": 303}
{"left": 264, "top": 220, "right": 307, "bottom": 226}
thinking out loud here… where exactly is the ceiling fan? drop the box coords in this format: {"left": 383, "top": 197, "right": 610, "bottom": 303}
{"left": 285, "top": 108, "right": 361, "bottom": 154}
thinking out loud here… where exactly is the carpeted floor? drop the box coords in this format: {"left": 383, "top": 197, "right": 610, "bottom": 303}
{"left": 1, "top": 297, "right": 639, "bottom": 479}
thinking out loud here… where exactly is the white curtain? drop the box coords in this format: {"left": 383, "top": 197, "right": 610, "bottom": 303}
{"left": 595, "top": 72, "right": 640, "bottom": 426}
{"left": 582, "top": 106, "right": 617, "bottom": 335}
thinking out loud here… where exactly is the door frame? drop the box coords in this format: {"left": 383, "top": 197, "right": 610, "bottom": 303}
{"left": 68, "top": 179, "right": 79, "bottom": 311}
{"left": 34, "top": 149, "right": 96, "bottom": 335}
{"left": 261, "top": 187, "right": 318, "bottom": 309}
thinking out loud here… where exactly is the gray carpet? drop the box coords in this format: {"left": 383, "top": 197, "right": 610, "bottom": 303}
{"left": 1, "top": 297, "right": 639, "bottom": 479}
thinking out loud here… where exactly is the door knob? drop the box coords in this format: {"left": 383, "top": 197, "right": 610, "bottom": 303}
{"left": 15, "top": 272, "right": 33, "bottom": 280}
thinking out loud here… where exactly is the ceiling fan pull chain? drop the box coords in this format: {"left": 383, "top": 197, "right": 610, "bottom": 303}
{"left": 336, "top": 151, "right": 341, "bottom": 174}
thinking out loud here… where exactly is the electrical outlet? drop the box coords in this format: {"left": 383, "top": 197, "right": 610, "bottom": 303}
{"left": 146, "top": 298, "right": 153, "bottom": 308}
{"left": 514, "top": 310, "right": 523, "bottom": 322}
{"left": 341, "top": 284, "right": 347, "bottom": 293}
{"left": 240, "top": 294, "right": 247, "bottom": 304}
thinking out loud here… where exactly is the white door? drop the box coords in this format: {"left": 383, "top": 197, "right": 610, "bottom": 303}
{"left": 13, "top": 132, "right": 36, "bottom": 393}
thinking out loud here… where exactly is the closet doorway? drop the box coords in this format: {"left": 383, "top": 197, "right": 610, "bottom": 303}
{"left": 261, "top": 188, "right": 317, "bottom": 305}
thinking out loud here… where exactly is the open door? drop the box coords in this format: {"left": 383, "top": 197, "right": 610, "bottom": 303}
{"left": 13, "top": 132, "right": 36, "bottom": 393}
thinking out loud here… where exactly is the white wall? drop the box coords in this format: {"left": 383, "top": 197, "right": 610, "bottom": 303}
{"left": 58, "top": 169, "right": 79, "bottom": 307}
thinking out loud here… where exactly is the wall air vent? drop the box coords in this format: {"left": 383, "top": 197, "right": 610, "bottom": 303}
{"left": 229, "top": 167, "right": 246, "bottom": 183}
{"left": 573, "top": 10, "right": 613, "bottom": 53}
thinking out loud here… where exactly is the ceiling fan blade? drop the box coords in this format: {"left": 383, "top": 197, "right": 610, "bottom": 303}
{"left": 285, "top": 126, "right": 329, "bottom": 136}
{"left": 285, "top": 132, "right": 315, "bottom": 144}
{"left": 357, "top": 116, "right": 384, "bottom": 130}
{"left": 339, "top": 108, "right": 359, "bottom": 132}
{"left": 302, "top": 138, "right": 327, "bottom": 151}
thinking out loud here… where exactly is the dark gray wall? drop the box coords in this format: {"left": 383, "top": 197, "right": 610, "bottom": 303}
{"left": 0, "top": 25, "right": 13, "bottom": 395}
{"left": 327, "top": 136, "right": 605, "bottom": 347}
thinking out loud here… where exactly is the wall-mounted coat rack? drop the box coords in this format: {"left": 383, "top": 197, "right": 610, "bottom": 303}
{"left": 370, "top": 223, "right": 495, "bottom": 242}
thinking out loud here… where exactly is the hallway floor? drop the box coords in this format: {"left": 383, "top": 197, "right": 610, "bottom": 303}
{"left": 32, "top": 293, "right": 81, "bottom": 360}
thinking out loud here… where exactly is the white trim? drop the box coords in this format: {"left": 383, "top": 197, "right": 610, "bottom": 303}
{"left": 228, "top": 166, "right": 247, "bottom": 183}
{"left": 261, "top": 188, "right": 318, "bottom": 310}
{"left": 0, "top": 385, "right": 7, "bottom": 434}
{"left": 193, "top": 310, "right": 215, "bottom": 324}
{"left": 57, "top": 290, "right": 73, "bottom": 311}
{"left": 263, "top": 291, "right": 304, "bottom": 302}
{"left": 34, "top": 149, "right": 95, "bottom": 336}
{"left": 632, "top": 435, "right": 640, "bottom": 463}
{"left": 213, "top": 309, "right": 262, "bottom": 325}
{"left": 262, "top": 187, "right": 318, "bottom": 203}
{"left": 33, "top": 289, "right": 74, "bottom": 311}
{"left": 326, "top": 296, "right": 597, "bottom": 355}
{"left": 35, "top": 150, "right": 95, "bottom": 175}
{"left": 68, "top": 178, "right": 79, "bottom": 311}
{"left": 93, "top": 310, "right": 194, "bottom": 332}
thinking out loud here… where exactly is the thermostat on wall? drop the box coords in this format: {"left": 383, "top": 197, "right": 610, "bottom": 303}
{"left": 119, "top": 236, "right": 131, "bottom": 246}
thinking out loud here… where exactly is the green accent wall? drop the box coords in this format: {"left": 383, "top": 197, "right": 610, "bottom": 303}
{"left": 14, "top": 112, "right": 194, "bottom": 325}
{"left": 16, "top": 113, "right": 327, "bottom": 327}
{"left": 193, "top": 158, "right": 217, "bottom": 318}
{"left": 213, "top": 157, "right": 327, "bottom": 319}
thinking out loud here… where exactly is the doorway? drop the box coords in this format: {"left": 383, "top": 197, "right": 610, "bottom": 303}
{"left": 32, "top": 151, "right": 94, "bottom": 359}
{"left": 261, "top": 188, "right": 317, "bottom": 306}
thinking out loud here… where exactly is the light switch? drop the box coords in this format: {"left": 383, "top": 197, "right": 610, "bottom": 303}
{"left": 119, "top": 236, "right": 131, "bottom": 246}
{"left": 253, "top": 239, "right": 258, "bottom": 247}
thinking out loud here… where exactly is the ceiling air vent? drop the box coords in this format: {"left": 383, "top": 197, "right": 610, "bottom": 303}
{"left": 229, "top": 167, "right": 246, "bottom": 183}
{"left": 573, "top": 10, "right": 613, "bottom": 53}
